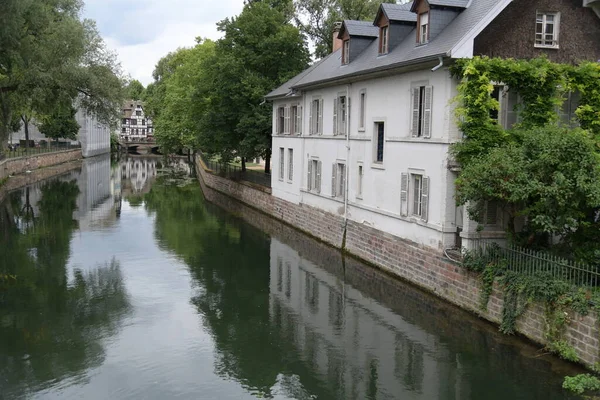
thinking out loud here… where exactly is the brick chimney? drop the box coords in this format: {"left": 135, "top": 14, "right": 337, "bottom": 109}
{"left": 332, "top": 22, "right": 343, "bottom": 53}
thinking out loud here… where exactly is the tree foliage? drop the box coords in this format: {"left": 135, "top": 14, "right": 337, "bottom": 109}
{"left": 125, "top": 79, "right": 145, "bottom": 101}
{"left": 39, "top": 104, "right": 80, "bottom": 142}
{"left": 295, "top": 0, "right": 394, "bottom": 58}
{"left": 197, "top": 2, "right": 310, "bottom": 168}
{"left": 0, "top": 0, "right": 126, "bottom": 153}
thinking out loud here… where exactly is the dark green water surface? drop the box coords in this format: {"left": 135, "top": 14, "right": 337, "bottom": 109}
{"left": 0, "top": 156, "right": 584, "bottom": 399}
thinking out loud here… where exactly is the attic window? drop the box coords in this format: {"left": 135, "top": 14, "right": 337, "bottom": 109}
{"left": 342, "top": 40, "right": 350, "bottom": 64}
{"left": 535, "top": 12, "right": 560, "bottom": 48}
{"left": 419, "top": 12, "right": 429, "bottom": 44}
{"left": 379, "top": 26, "right": 389, "bottom": 54}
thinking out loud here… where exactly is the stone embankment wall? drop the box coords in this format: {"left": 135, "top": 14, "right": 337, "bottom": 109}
{"left": 195, "top": 155, "right": 600, "bottom": 368}
{"left": 0, "top": 149, "right": 82, "bottom": 181}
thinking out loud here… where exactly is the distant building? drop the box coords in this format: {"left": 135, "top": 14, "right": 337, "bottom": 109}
{"left": 11, "top": 105, "right": 111, "bottom": 158}
{"left": 120, "top": 100, "right": 153, "bottom": 141}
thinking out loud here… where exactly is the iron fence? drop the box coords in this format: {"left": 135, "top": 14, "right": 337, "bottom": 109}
{"left": 199, "top": 151, "right": 271, "bottom": 188}
{"left": 470, "top": 239, "right": 600, "bottom": 287}
{"left": 5, "top": 143, "right": 81, "bottom": 159}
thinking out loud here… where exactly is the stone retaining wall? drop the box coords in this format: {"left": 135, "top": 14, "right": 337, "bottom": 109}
{"left": 0, "top": 149, "right": 82, "bottom": 181}
{"left": 195, "top": 155, "right": 600, "bottom": 368}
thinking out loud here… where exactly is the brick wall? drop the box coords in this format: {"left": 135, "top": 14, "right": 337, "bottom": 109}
{"left": 0, "top": 149, "right": 82, "bottom": 181}
{"left": 196, "top": 155, "right": 600, "bottom": 368}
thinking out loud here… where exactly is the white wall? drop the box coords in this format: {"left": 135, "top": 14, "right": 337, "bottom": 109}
{"left": 272, "top": 67, "right": 461, "bottom": 249}
{"left": 76, "top": 109, "right": 111, "bottom": 158}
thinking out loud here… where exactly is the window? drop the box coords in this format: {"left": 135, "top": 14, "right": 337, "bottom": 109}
{"left": 290, "top": 105, "right": 302, "bottom": 135}
{"left": 419, "top": 13, "right": 429, "bottom": 44}
{"left": 359, "top": 90, "right": 366, "bottom": 131}
{"left": 481, "top": 200, "right": 499, "bottom": 226}
{"left": 288, "top": 148, "right": 293, "bottom": 181}
{"left": 136, "top": 110, "right": 142, "bottom": 116}
{"left": 307, "top": 159, "right": 322, "bottom": 192}
{"left": 142, "top": 119, "right": 146, "bottom": 125}
{"left": 309, "top": 98, "right": 323, "bottom": 135}
{"left": 379, "top": 26, "right": 389, "bottom": 54}
{"left": 374, "top": 122, "right": 384, "bottom": 163}
{"left": 411, "top": 86, "right": 433, "bottom": 138}
{"left": 122, "top": 127, "right": 126, "bottom": 133}
{"left": 122, "top": 118, "right": 128, "bottom": 124}
{"left": 490, "top": 85, "right": 503, "bottom": 122}
{"left": 142, "top": 129, "right": 146, "bottom": 135}
{"left": 342, "top": 40, "right": 350, "bottom": 65}
{"left": 331, "top": 162, "right": 346, "bottom": 199}
{"left": 357, "top": 164, "right": 363, "bottom": 198}
{"left": 131, "top": 119, "right": 137, "bottom": 126}
{"left": 400, "top": 172, "right": 429, "bottom": 221}
{"left": 536, "top": 12, "right": 560, "bottom": 48}
{"left": 277, "top": 107, "right": 285, "bottom": 134}
{"left": 559, "top": 91, "right": 581, "bottom": 127}
{"left": 279, "top": 147, "right": 285, "bottom": 181}
{"left": 333, "top": 95, "right": 347, "bottom": 135}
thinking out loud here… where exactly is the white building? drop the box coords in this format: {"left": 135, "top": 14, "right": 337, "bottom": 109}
{"left": 120, "top": 100, "right": 153, "bottom": 141}
{"left": 267, "top": 0, "right": 600, "bottom": 251}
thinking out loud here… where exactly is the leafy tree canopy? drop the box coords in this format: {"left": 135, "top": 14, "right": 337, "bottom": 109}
{"left": 39, "top": 104, "right": 80, "bottom": 142}
{"left": 125, "top": 80, "right": 145, "bottom": 101}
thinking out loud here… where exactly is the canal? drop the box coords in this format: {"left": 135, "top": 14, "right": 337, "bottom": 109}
{"left": 0, "top": 155, "right": 584, "bottom": 399}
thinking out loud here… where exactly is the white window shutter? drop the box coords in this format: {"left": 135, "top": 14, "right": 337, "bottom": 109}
{"left": 400, "top": 173, "right": 408, "bottom": 216}
{"left": 423, "top": 86, "right": 433, "bottom": 138}
{"left": 341, "top": 165, "right": 346, "bottom": 198}
{"left": 309, "top": 102, "right": 313, "bottom": 135}
{"left": 411, "top": 88, "right": 420, "bottom": 137}
{"left": 333, "top": 97, "right": 338, "bottom": 136}
{"left": 331, "top": 164, "right": 337, "bottom": 197}
{"left": 284, "top": 106, "right": 290, "bottom": 134}
{"left": 298, "top": 105, "right": 303, "bottom": 135}
{"left": 316, "top": 161, "right": 322, "bottom": 193}
{"left": 421, "top": 176, "right": 430, "bottom": 222}
{"left": 318, "top": 99, "right": 324, "bottom": 134}
{"left": 307, "top": 161, "right": 313, "bottom": 191}
{"left": 346, "top": 97, "right": 351, "bottom": 136}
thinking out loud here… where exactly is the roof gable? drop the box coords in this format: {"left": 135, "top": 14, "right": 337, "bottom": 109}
{"left": 338, "top": 20, "right": 379, "bottom": 39}
{"left": 375, "top": 2, "right": 417, "bottom": 24}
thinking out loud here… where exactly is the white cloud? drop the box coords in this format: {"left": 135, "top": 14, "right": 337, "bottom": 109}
{"left": 83, "top": 0, "right": 245, "bottom": 85}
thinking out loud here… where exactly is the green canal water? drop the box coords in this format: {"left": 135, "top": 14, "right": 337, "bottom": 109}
{"left": 0, "top": 156, "right": 585, "bottom": 399}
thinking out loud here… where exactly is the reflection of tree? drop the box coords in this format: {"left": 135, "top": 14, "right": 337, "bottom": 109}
{"left": 144, "top": 180, "right": 288, "bottom": 397}
{"left": 0, "top": 180, "right": 131, "bottom": 398}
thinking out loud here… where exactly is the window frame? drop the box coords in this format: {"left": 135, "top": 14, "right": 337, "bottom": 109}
{"left": 279, "top": 147, "right": 285, "bottom": 181}
{"left": 358, "top": 89, "right": 366, "bottom": 132}
{"left": 309, "top": 97, "right": 323, "bottom": 135}
{"left": 373, "top": 122, "right": 385, "bottom": 164}
{"left": 277, "top": 106, "right": 285, "bottom": 135}
{"left": 535, "top": 11, "right": 560, "bottom": 49}
{"left": 410, "top": 84, "right": 433, "bottom": 139}
{"left": 357, "top": 163, "right": 364, "bottom": 199}
{"left": 287, "top": 148, "right": 294, "bottom": 182}
{"left": 379, "top": 25, "right": 389, "bottom": 55}
{"left": 411, "top": 174, "right": 423, "bottom": 217}
{"left": 342, "top": 40, "right": 350, "bottom": 65}
{"left": 331, "top": 161, "right": 346, "bottom": 199}
{"left": 419, "top": 12, "right": 429, "bottom": 44}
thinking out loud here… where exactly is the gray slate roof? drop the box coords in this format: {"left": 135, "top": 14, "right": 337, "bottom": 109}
{"left": 341, "top": 20, "right": 379, "bottom": 38}
{"left": 267, "top": 0, "right": 506, "bottom": 99}
{"left": 381, "top": 2, "right": 417, "bottom": 22}
{"left": 428, "top": 0, "right": 470, "bottom": 8}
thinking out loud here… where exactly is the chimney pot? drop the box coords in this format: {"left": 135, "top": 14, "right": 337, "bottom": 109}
{"left": 332, "top": 21, "right": 343, "bottom": 53}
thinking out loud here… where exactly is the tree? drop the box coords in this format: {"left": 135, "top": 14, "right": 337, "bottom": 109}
{"left": 198, "top": 2, "right": 310, "bottom": 171}
{"left": 38, "top": 105, "right": 80, "bottom": 142}
{"left": 295, "top": 0, "right": 394, "bottom": 58}
{"left": 125, "top": 79, "right": 145, "bottom": 100}
{"left": 456, "top": 125, "right": 600, "bottom": 253}
{"left": 0, "top": 0, "right": 125, "bottom": 155}
{"left": 151, "top": 40, "right": 215, "bottom": 155}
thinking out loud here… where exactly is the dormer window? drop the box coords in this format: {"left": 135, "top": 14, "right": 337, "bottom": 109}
{"left": 419, "top": 12, "right": 429, "bottom": 44}
{"left": 379, "top": 26, "right": 389, "bottom": 54}
{"left": 342, "top": 40, "right": 350, "bottom": 65}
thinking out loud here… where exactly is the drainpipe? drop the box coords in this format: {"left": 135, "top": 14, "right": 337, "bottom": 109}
{"left": 344, "top": 84, "right": 351, "bottom": 224}
{"left": 431, "top": 56, "right": 444, "bottom": 72}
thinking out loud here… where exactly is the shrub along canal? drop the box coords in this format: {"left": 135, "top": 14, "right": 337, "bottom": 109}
{"left": 0, "top": 155, "right": 585, "bottom": 399}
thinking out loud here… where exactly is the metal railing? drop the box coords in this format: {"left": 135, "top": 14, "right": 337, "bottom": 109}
{"left": 5, "top": 143, "right": 81, "bottom": 158}
{"left": 470, "top": 240, "right": 600, "bottom": 287}
{"left": 199, "top": 151, "right": 271, "bottom": 188}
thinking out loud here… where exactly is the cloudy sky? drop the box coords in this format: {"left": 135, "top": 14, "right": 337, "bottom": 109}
{"left": 83, "top": 0, "right": 245, "bottom": 86}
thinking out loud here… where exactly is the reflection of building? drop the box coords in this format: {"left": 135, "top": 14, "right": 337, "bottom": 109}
{"left": 120, "top": 100, "right": 153, "bottom": 141}
{"left": 75, "top": 154, "right": 116, "bottom": 230}
{"left": 121, "top": 158, "right": 159, "bottom": 196}
{"left": 268, "top": 238, "right": 470, "bottom": 399}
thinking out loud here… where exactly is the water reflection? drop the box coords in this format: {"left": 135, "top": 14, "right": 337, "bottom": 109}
{"left": 0, "top": 156, "right": 131, "bottom": 398}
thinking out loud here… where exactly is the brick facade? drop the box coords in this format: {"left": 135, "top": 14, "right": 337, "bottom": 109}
{"left": 195, "top": 156, "right": 600, "bottom": 368}
{"left": 0, "top": 149, "right": 82, "bottom": 181}
{"left": 474, "top": 0, "right": 600, "bottom": 63}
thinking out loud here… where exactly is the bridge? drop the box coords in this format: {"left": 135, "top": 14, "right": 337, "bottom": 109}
{"left": 118, "top": 140, "right": 161, "bottom": 155}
